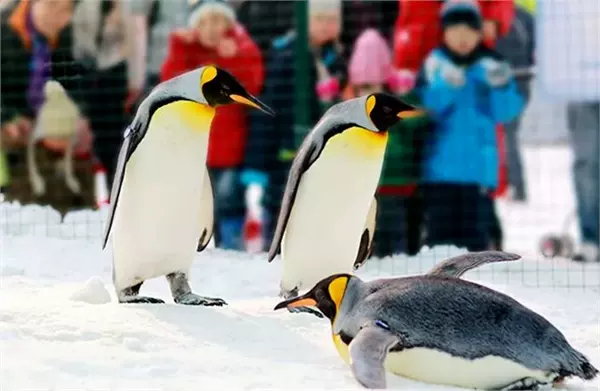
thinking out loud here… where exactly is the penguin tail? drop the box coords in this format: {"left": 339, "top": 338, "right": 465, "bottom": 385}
{"left": 579, "top": 360, "right": 599, "bottom": 380}
{"left": 562, "top": 351, "right": 599, "bottom": 381}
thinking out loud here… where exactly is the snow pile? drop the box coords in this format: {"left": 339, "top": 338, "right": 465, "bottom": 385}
{"left": 69, "top": 276, "right": 112, "bottom": 304}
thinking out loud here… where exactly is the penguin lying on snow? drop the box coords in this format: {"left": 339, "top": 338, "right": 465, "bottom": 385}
{"left": 102, "top": 65, "right": 275, "bottom": 305}
{"left": 274, "top": 251, "right": 599, "bottom": 390}
{"left": 268, "top": 93, "right": 423, "bottom": 299}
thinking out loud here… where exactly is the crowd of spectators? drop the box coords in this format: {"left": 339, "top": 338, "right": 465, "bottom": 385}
{"left": 0, "top": 0, "right": 597, "bottom": 263}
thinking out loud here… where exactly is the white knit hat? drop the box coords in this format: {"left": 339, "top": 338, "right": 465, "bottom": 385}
{"left": 308, "top": 0, "right": 342, "bottom": 17}
{"left": 188, "top": 0, "right": 236, "bottom": 28}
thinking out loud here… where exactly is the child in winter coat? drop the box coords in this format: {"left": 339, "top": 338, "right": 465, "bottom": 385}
{"left": 346, "top": 28, "right": 429, "bottom": 258}
{"left": 160, "top": 0, "right": 264, "bottom": 250}
{"left": 415, "top": 0, "right": 523, "bottom": 252}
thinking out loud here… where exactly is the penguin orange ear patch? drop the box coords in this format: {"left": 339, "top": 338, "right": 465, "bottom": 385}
{"left": 201, "top": 66, "right": 218, "bottom": 86}
{"left": 366, "top": 95, "right": 376, "bottom": 117}
{"left": 328, "top": 276, "right": 349, "bottom": 310}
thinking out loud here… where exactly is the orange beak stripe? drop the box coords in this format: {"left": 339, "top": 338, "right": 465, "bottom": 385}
{"left": 230, "top": 94, "right": 261, "bottom": 110}
{"left": 397, "top": 109, "right": 425, "bottom": 119}
{"left": 286, "top": 298, "right": 318, "bottom": 308}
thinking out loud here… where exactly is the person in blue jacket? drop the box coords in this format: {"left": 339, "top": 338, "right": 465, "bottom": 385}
{"left": 416, "top": 0, "right": 524, "bottom": 252}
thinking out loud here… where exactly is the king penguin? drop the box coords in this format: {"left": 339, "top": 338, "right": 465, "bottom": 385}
{"left": 274, "top": 251, "right": 599, "bottom": 390}
{"left": 267, "top": 93, "right": 422, "bottom": 298}
{"left": 102, "top": 65, "right": 275, "bottom": 305}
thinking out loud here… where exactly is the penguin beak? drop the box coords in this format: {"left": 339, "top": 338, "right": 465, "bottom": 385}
{"left": 397, "top": 109, "right": 425, "bottom": 119}
{"left": 274, "top": 295, "right": 323, "bottom": 318}
{"left": 274, "top": 296, "right": 318, "bottom": 311}
{"left": 230, "top": 93, "right": 276, "bottom": 117}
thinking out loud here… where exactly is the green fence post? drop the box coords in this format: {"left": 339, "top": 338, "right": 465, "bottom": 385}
{"left": 294, "top": 0, "right": 310, "bottom": 147}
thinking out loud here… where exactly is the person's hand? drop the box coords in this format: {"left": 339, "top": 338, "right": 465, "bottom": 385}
{"left": 15, "top": 116, "right": 33, "bottom": 135}
{"left": 483, "top": 20, "right": 498, "bottom": 42}
{"left": 1, "top": 116, "right": 33, "bottom": 146}
{"left": 440, "top": 62, "right": 466, "bottom": 87}
{"left": 387, "top": 69, "right": 417, "bottom": 95}
{"left": 480, "top": 58, "right": 513, "bottom": 87}
{"left": 173, "top": 27, "right": 196, "bottom": 43}
{"left": 74, "top": 117, "right": 94, "bottom": 155}
{"left": 316, "top": 77, "right": 340, "bottom": 102}
{"left": 1, "top": 121, "right": 21, "bottom": 144}
{"left": 125, "top": 88, "right": 142, "bottom": 114}
{"left": 217, "top": 38, "right": 238, "bottom": 58}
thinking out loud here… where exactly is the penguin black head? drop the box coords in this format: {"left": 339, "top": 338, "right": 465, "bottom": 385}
{"left": 199, "top": 66, "right": 275, "bottom": 116}
{"left": 365, "top": 92, "right": 424, "bottom": 131}
{"left": 274, "top": 274, "right": 355, "bottom": 322}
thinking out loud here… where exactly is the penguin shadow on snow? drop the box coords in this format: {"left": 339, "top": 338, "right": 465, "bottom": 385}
{"left": 139, "top": 304, "right": 338, "bottom": 365}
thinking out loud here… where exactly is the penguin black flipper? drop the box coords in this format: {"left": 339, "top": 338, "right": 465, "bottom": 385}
{"left": 267, "top": 136, "right": 319, "bottom": 262}
{"left": 427, "top": 251, "right": 521, "bottom": 278}
{"left": 354, "top": 197, "right": 377, "bottom": 269}
{"left": 196, "top": 166, "right": 214, "bottom": 252}
{"left": 102, "top": 130, "right": 135, "bottom": 250}
{"left": 349, "top": 322, "right": 402, "bottom": 389}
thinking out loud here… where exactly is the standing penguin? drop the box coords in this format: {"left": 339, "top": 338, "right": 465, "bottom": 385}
{"left": 274, "top": 251, "right": 599, "bottom": 390}
{"left": 268, "top": 93, "right": 422, "bottom": 298}
{"left": 102, "top": 66, "right": 274, "bottom": 305}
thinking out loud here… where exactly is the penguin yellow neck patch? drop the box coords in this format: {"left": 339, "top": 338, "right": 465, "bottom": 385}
{"left": 332, "top": 333, "right": 351, "bottom": 365}
{"left": 152, "top": 101, "right": 215, "bottom": 134}
{"left": 323, "top": 127, "right": 388, "bottom": 159}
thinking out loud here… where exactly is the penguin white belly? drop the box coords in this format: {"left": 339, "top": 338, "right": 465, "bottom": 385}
{"left": 111, "top": 102, "right": 214, "bottom": 290}
{"left": 333, "top": 336, "right": 554, "bottom": 389}
{"left": 281, "top": 128, "right": 388, "bottom": 291}
{"left": 383, "top": 348, "right": 554, "bottom": 389}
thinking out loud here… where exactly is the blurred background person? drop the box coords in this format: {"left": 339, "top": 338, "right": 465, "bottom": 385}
{"left": 126, "top": 0, "right": 187, "bottom": 111}
{"left": 496, "top": 2, "right": 535, "bottom": 202}
{"left": 0, "top": 0, "right": 94, "bottom": 207}
{"left": 235, "top": 0, "right": 294, "bottom": 58}
{"left": 566, "top": 102, "right": 599, "bottom": 263}
{"left": 72, "top": 0, "right": 133, "bottom": 188}
{"left": 161, "top": 0, "right": 264, "bottom": 250}
{"left": 415, "top": 0, "right": 523, "bottom": 252}
{"left": 241, "top": 0, "right": 347, "bottom": 251}
{"left": 392, "top": 0, "right": 515, "bottom": 251}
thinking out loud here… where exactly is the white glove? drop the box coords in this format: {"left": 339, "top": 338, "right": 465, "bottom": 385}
{"left": 481, "top": 58, "right": 513, "bottom": 87}
{"left": 245, "top": 183, "right": 264, "bottom": 222}
{"left": 440, "top": 62, "right": 466, "bottom": 87}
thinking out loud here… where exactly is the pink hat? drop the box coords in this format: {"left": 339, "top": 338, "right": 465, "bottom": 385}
{"left": 348, "top": 29, "right": 392, "bottom": 86}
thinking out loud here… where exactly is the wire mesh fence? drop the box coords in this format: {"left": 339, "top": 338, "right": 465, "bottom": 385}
{"left": 0, "top": 0, "right": 598, "bottom": 290}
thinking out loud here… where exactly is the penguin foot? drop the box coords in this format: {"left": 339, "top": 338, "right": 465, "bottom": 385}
{"left": 499, "top": 378, "right": 550, "bottom": 390}
{"left": 119, "top": 296, "right": 165, "bottom": 304}
{"left": 174, "top": 293, "right": 227, "bottom": 306}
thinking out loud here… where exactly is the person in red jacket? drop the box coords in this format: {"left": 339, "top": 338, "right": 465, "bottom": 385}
{"left": 160, "top": 0, "right": 264, "bottom": 250}
{"left": 392, "top": 0, "right": 514, "bottom": 250}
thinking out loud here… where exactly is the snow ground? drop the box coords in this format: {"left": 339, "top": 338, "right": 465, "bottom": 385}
{"left": 1, "top": 145, "right": 599, "bottom": 390}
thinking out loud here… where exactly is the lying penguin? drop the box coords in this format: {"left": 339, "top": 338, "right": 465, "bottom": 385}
{"left": 268, "top": 93, "right": 423, "bottom": 298}
{"left": 274, "top": 251, "right": 599, "bottom": 390}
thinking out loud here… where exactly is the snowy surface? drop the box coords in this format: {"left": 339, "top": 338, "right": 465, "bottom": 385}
{"left": 1, "top": 145, "right": 599, "bottom": 390}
